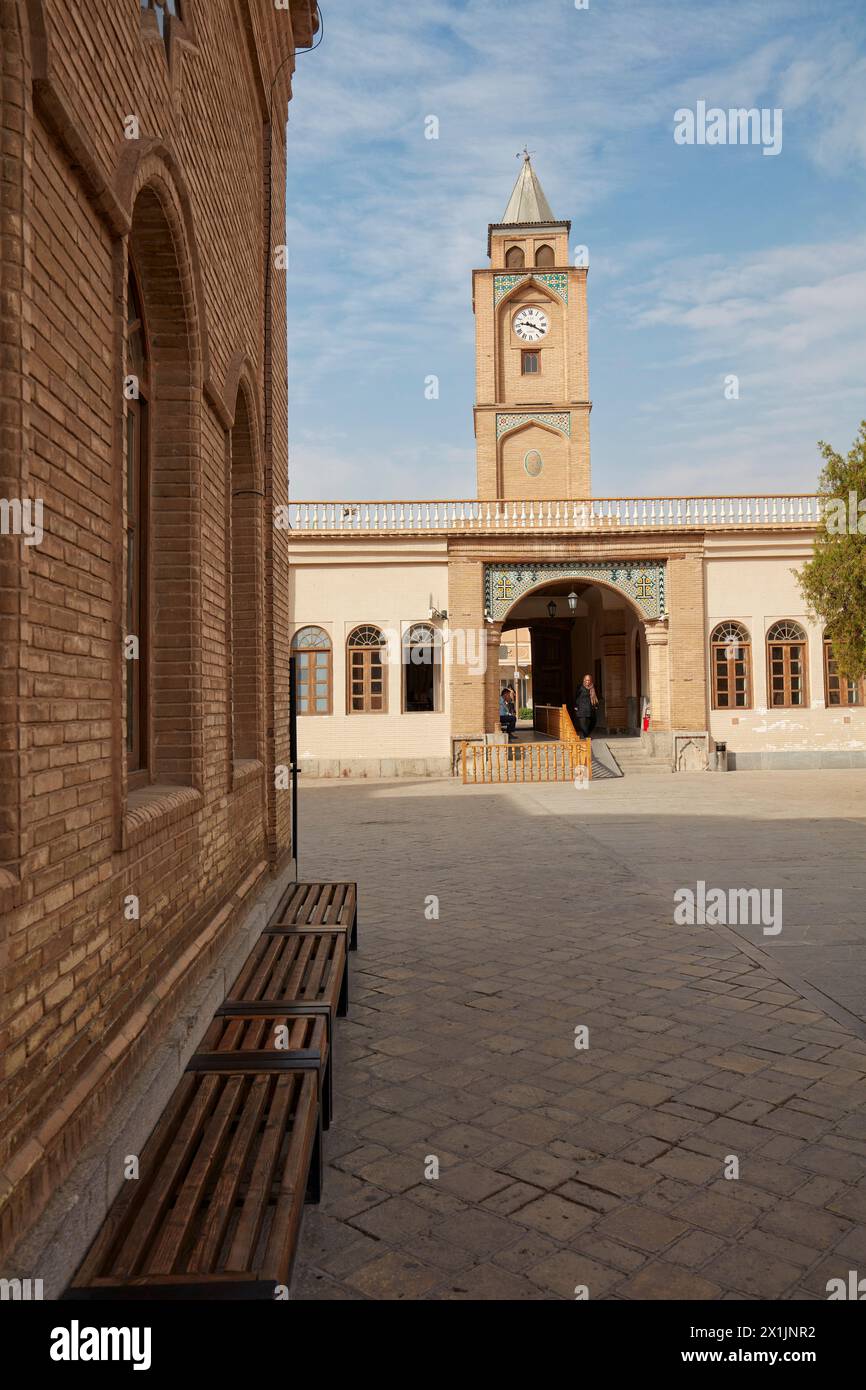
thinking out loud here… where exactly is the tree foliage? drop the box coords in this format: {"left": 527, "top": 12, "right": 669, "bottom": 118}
{"left": 797, "top": 421, "right": 866, "bottom": 681}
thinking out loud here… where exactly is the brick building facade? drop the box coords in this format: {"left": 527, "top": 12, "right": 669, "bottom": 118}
{"left": 0, "top": 0, "right": 318, "bottom": 1272}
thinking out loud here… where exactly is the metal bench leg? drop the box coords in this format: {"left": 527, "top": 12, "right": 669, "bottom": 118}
{"left": 324, "top": 1051, "right": 333, "bottom": 1129}
{"left": 350, "top": 910, "right": 358, "bottom": 951}
{"left": 306, "top": 1111, "right": 323, "bottom": 1204}
{"left": 337, "top": 959, "right": 349, "bottom": 1018}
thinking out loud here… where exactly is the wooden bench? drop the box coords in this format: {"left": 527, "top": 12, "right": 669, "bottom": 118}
{"left": 225, "top": 928, "right": 349, "bottom": 1024}
{"left": 191, "top": 1010, "right": 332, "bottom": 1129}
{"left": 64, "top": 1065, "right": 320, "bottom": 1300}
{"left": 270, "top": 881, "right": 358, "bottom": 951}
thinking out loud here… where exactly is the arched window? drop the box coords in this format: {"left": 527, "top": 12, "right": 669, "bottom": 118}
{"left": 128, "top": 185, "right": 197, "bottom": 790}
{"left": 126, "top": 260, "right": 149, "bottom": 783}
{"left": 505, "top": 245, "right": 525, "bottom": 269}
{"left": 403, "top": 624, "right": 443, "bottom": 712}
{"left": 230, "top": 388, "right": 263, "bottom": 758}
{"left": 767, "top": 621, "right": 808, "bottom": 707}
{"left": 823, "top": 633, "right": 862, "bottom": 707}
{"left": 347, "top": 626, "right": 387, "bottom": 713}
{"left": 141, "top": 0, "right": 182, "bottom": 42}
{"left": 534, "top": 244, "right": 555, "bottom": 267}
{"left": 292, "top": 627, "right": 332, "bottom": 715}
{"left": 710, "top": 621, "right": 751, "bottom": 709}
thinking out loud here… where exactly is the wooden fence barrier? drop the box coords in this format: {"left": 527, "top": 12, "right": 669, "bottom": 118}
{"left": 460, "top": 736, "right": 591, "bottom": 784}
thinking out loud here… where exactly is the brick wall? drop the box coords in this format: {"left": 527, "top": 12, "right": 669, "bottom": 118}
{"left": 0, "top": 0, "right": 313, "bottom": 1260}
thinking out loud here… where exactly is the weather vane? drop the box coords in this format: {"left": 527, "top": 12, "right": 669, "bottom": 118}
{"left": 516, "top": 146, "right": 534, "bottom": 162}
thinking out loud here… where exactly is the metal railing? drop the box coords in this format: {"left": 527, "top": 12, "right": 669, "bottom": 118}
{"left": 285, "top": 495, "right": 821, "bottom": 533}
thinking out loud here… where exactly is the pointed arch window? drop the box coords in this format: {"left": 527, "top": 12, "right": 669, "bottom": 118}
{"left": 505, "top": 245, "right": 525, "bottom": 269}
{"left": 767, "top": 621, "right": 808, "bottom": 707}
{"left": 230, "top": 389, "right": 263, "bottom": 760}
{"left": 403, "top": 623, "right": 443, "bottom": 712}
{"left": 347, "top": 626, "right": 387, "bottom": 713}
{"left": 535, "top": 244, "right": 555, "bottom": 267}
{"left": 292, "top": 626, "right": 332, "bottom": 715}
{"left": 141, "top": 0, "right": 182, "bottom": 43}
{"left": 823, "top": 634, "right": 862, "bottom": 707}
{"left": 126, "top": 260, "right": 149, "bottom": 783}
{"left": 710, "top": 621, "right": 751, "bottom": 709}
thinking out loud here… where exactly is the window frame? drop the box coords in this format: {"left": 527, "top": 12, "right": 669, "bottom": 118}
{"left": 291, "top": 626, "right": 333, "bottom": 716}
{"left": 823, "top": 635, "right": 862, "bottom": 708}
{"left": 505, "top": 245, "right": 525, "bottom": 269}
{"left": 766, "top": 621, "right": 809, "bottom": 709}
{"left": 521, "top": 349, "right": 540, "bottom": 375}
{"left": 709, "top": 621, "right": 752, "bottom": 710}
{"left": 534, "top": 243, "right": 555, "bottom": 267}
{"left": 346, "top": 625, "right": 388, "bottom": 715}
{"left": 402, "top": 622, "right": 442, "bottom": 714}
{"left": 141, "top": 0, "right": 182, "bottom": 39}
{"left": 126, "top": 259, "right": 150, "bottom": 789}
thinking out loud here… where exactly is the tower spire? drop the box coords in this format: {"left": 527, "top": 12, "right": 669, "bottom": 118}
{"left": 502, "top": 153, "right": 555, "bottom": 223}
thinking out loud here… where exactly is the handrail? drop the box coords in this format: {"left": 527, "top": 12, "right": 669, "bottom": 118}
{"left": 284, "top": 496, "right": 822, "bottom": 533}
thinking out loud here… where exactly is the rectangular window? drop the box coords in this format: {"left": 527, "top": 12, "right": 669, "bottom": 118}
{"left": 712, "top": 643, "right": 751, "bottom": 709}
{"left": 769, "top": 643, "right": 806, "bottom": 707}
{"left": 522, "top": 350, "right": 540, "bottom": 375}
{"left": 348, "top": 648, "right": 386, "bottom": 713}
{"left": 824, "top": 641, "right": 861, "bottom": 707}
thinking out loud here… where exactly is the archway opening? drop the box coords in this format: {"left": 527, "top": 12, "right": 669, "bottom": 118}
{"left": 501, "top": 578, "right": 648, "bottom": 737}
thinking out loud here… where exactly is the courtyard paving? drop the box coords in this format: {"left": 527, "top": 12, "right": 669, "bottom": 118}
{"left": 290, "top": 770, "right": 866, "bottom": 1301}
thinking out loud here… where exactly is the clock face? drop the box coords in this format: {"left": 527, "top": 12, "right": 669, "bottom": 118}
{"left": 513, "top": 306, "right": 549, "bottom": 342}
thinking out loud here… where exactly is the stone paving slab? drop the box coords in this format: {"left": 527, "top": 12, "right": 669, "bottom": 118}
{"left": 291, "top": 772, "right": 866, "bottom": 1300}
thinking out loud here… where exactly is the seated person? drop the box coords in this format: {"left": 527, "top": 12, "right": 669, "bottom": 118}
{"left": 499, "top": 689, "right": 517, "bottom": 738}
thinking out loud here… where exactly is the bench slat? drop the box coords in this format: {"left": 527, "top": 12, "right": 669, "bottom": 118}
{"left": 261, "top": 1073, "right": 319, "bottom": 1278}
{"left": 111, "top": 1074, "right": 221, "bottom": 1281}
{"left": 146, "top": 1073, "right": 248, "bottom": 1276}
{"left": 185, "top": 1074, "right": 270, "bottom": 1275}
{"left": 67, "top": 1069, "right": 319, "bottom": 1296}
{"left": 225, "top": 1072, "right": 297, "bottom": 1273}
{"left": 270, "top": 880, "right": 358, "bottom": 948}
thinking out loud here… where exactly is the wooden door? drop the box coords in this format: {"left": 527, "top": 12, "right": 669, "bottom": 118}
{"left": 532, "top": 625, "right": 571, "bottom": 710}
{"left": 604, "top": 651, "right": 627, "bottom": 728}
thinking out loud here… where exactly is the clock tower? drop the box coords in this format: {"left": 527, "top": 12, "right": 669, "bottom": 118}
{"left": 473, "top": 154, "right": 591, "bottom": 500}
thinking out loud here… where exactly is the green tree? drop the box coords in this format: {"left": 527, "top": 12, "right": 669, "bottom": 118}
{"left": 797, "top": 421, "right": 866, "bottom": 681}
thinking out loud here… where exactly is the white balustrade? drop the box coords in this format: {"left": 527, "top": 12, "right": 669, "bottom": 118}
{"left": 285, "top": 496, "right": 822, "bottom": 533}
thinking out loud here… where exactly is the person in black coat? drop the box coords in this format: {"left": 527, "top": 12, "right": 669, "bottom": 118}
{"left": 574, "top": 673, "right": 599, "bottom": 739}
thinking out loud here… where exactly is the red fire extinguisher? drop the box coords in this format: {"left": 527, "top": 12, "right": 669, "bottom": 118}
{"left": 642, "top": 700, "right": 651, "bottom": 733}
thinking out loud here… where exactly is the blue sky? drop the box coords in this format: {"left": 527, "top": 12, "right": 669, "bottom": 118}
{"left": 285, "top": 0, "right": 866, "bottom": 500}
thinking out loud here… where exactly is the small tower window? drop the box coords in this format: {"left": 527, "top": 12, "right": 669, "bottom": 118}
{"left": 522, "top": 350, "right": 540, "bottom": 375}
{"left": 505, "top": 245, "right": 525, "bottom": 269}
{"left": 141, "top": 0, "right": 181, "bottom": 44}
{"left": 535, "top": 244, "right": 555, "bottom": 267}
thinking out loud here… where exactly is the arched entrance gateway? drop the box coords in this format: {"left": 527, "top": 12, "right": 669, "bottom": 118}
{"left": 483, "top": 561, "right": 670, "bottom": 742}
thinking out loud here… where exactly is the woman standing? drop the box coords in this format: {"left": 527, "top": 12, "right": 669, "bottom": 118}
{"left": 574, "top": 673, "right": 598, "bottom": 740}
